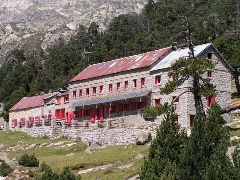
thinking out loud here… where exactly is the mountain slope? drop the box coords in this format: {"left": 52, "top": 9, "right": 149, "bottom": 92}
{"left": 0, "top": 0, "right": 148, "bottom": 64}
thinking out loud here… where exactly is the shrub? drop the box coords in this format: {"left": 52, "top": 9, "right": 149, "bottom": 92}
{"left": 27, "top": 170, "right": 34, "bottom": 177}
{"left": 18, "top": 153, "right": 39, "bottom": 167}
{"left": 39, "top": 161, "right": 50, "bottom": 172}
{"left": 0, "top": 160, "right": 11, "bottom": 177}
{"left": 59, "top": 166, "right": 81, "bottom": 180}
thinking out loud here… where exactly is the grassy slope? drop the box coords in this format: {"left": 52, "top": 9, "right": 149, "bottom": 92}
{"left": 0, "top": 131, "right": 148, "bottom": 180}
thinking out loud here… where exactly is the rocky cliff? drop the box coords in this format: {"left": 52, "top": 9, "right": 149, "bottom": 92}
{"left": 0, "top": 0, "right": 148, "bottom": 64}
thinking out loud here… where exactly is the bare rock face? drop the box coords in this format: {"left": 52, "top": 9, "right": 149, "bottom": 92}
{"left": 0, "top": 0, "right": 148, "bottom": 64}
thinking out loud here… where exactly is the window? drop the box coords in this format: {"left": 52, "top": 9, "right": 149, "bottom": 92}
{"left": 175, "top": 116, "right": 178, "bottom": 124}
{"left": 172, "top": 73, "right": 178, "bottom": 81}
{"left": 208, "top": 53, "right": 213, "bottom": 60}
{"left": 133, "top": 79, "right": 137, "bottom": 88}
{"left": 141, "top": 78, "right": 145, "bottom": 87}
{"left": 124, "top": 81, "right": 128, "bottom": 89}
{"left": 72, "top": 91, "right": 76, "bottom": 98}
{"left": 64, "top": 96, "right": 69, "bottom": 103}
{"left": 190, "top": 115, "right": 195, "bottom": 127}
{"left": 155, "top": 75, "right": 161, "bottom": 84}
{"left": 56, "top": 97, "right": 61, "bottom": 104}
{"left": 207, "top": 71, "right": 212, "bottom": 77}
{"left": 79, "top": 90, "right": 82, "bottom": 97}
{"left": 55, "top": 109, "right": 60, "bottom": 119}
{"left": 99, "top": 86, "right": 103, "bottom": 93}
{"left": 172, "top": 96, "right": 179, "bottom": 102}
{"left": 206, "top": 96, "right": 215, "bottom": 107}
{"left": 155, "top": 99, "right": 160, "bottom": 105}
{"left": 86, "top": 88, "right": 89, "bottom": 96}
{"left": 116, "top": 82, "right": 120, "bottom": 90}
{"left": 109, "top": 84, "right": 112, "bottom": 92}
{"left": 92, "top": 87, "right": 96, "bottom": 95}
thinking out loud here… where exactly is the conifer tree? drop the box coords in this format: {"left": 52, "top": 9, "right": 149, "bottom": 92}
{"left": 139, "top": 106, "right": 186, "bottom": 180}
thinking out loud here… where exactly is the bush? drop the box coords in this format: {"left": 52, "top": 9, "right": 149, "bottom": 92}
{"left": 0, "top": 160, "right": 11, "bottom": 177}
{"left": 27, "top": 170, "right": 34, "bottom": 177}
{"left": 59, "top": 166, "right": 81, "bottom": 180}
{"left": 36, "top": 164, "right": 81, "bottom": 180}
{"left": 18, "top": 153, "right": 39, "bottom": 167}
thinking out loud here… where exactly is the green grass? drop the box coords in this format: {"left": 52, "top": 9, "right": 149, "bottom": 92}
{"left": 0, "top": 131, "right": 149, "bottom": 179}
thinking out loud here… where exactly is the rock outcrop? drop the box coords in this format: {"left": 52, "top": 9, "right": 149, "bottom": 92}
{"left": 0, "top": 0, "right": 148, "bottom": 64}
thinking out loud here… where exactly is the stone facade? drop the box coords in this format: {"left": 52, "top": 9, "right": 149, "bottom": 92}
{"left": 8, "top": 43, "right": 233, "bottom": 139}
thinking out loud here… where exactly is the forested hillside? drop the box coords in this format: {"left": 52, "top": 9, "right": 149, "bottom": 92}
{"left": 1, "top": 0, "right": 240, "bottom": 121}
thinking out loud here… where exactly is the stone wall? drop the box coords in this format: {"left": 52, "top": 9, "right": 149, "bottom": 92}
{"left": 11, "top": 123, "right": 155, "bottom": 146}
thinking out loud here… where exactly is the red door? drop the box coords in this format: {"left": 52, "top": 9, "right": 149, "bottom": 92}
{"left": 99, "top": 107, "right": 104, "bottom": 122}
{"left": 90, "top": 108, "right": 95, "bottom": 123}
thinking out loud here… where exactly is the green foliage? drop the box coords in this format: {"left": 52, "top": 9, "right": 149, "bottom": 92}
{"left": 1, "top": 0, "right": 240, "bottom": 122}
{"left": 142, "top": 103, "right": 169, "bottom": 121}
{"left": 59, "top": 166, "right": 81, "bottom": 180}
{"left": 180, "top": 104, "right": 233, "bottom": 179}
{"left": 27, "top": 170, "right": 35, "bottom": 177}
{"left": 0, "top": 160, "right": 11, "bottom": 177}
{"left": 140, "top": 106, "right": 186, "bottom": 180}
{"left": 18, "top": 153, "right": 39, "bottom": 167}
{"left": 37, "top": 163, "right": 81, "bottom": 180}
{"left": 160, "top": 57, "right": 216, "bottom": 97}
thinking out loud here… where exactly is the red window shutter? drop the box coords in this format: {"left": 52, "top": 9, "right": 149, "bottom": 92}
{"left": 13, "top": 119, "right": 17, "bottom": 127}
{"left": 81, "top": 110, "right": 84, "bottom": 117}
{"left": 21, "top": 118, "right": 25, "bottom": 125}
{"left": 211, "top": 96, "right": 215, "bottom": 104}
{"left": 30, "top": 117, "right": 34, "bottom": 125}
{"left": 61, "top": 109, "right": 65, "bottom": 119}
{"left": 37, "top": 116, "right": 40, "bottom": 123}
{"left": 155, "top": 76, "right": 157, "bottom": 84}
{"left": 172, "top": 74, "right": 176, "bottom": 80}
{"left": 141, "top": 101, "right": 146, "bottom": 109}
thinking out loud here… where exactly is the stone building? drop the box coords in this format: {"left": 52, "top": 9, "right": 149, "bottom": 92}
{"left": 9, "top": 43, "right": 233, "bottom": 130}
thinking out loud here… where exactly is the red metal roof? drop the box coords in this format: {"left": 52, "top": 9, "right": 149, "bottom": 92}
{"left": 10, "top": 93, "right": 55, "bottom": 111}
{"left": 70, "top": 47, "right": 171, "bottom": 82}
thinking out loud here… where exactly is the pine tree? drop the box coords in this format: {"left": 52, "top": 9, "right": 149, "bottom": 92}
{"left": 139, "top": 106, "right": 186, "bottom": 180}
{"left": 180, "top": 104, "right": 235, "bottom": 179}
